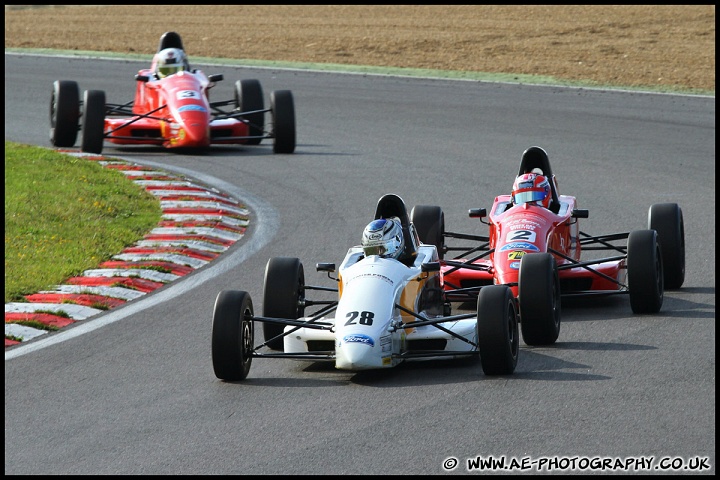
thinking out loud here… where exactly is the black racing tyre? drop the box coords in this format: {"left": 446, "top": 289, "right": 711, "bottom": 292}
{"left": 410, "top": 205, "right": 445, "bottom": 260}
{"left": 262, "top": 257, "right": 305, "bottom": 350}
{"left": 50, "top": 80, "right": 80, "bottom": 147}
{"left": 518, "top": 252, "right": 561, "bottom": 345}
{"left": 476, "top": 285, "right": 519, "bottom": 375}
{"left": 235, "top": 79, "right": 264, "bottom": 145}
{"left": 648, "top": 203, "right": 685, "bottom": 289}
{"left": 627, "top": 229, "right": 664, "bottom": 314}
{"left": 212, "top": 290, "right": 254, "bottom": 381}
{"left": 81, "top": 90, "right": 106, "bottom": 154}
{"left": 270, "top": 90, "right": 296, "bottom": 154}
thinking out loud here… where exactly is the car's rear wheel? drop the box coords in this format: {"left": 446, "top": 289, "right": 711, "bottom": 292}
{"left": 263, "top": 257, "right": 305, "bottom": 350}
{"left": 627, "top": 229, "right": 664, "bottom": 313}
{"left": 212, "top": 290, "right": 254, "bottom": 381}
{"left": 235, "top": 79, "right": 264, "bottom": 145}
{"left": 50, "top": 80, "right": 80, "bottom": 147}
{"left": 648, "top": 203, "right": 685, "bottom": 289}
{"left": 81, "top": 90, "right": 106, "bottom": 154}
{"left": 410, "top": 205, "right": 445, "bottom": 260}
{"left": 477, "top": 285, "right": 519, "bottom": 375}
{"left": 270, "top": 90, "right": 296, "bottom": 154}
{"left": 518, "top": 252, "right": 561, "bottom": 345}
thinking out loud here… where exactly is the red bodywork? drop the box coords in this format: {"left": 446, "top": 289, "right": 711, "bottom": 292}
{"left": 104, "top": 68, "right": 248, "bottom": 149}
{"left": 442, "top": 194, "right": 627, "bottom": 300}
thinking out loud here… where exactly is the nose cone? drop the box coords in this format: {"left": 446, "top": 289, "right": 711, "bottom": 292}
{"left": 335, "top": 334, "right": 383, "bottom": 370}
{"left": 172, "top": 107, "right": 211, "bottom": 147}
{"left": 178, "top": 120, "right": 210, "bottom": 147}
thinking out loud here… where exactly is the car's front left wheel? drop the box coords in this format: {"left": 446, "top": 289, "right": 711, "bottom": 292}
{"left": 270, "top": 90, "right": 296, "bottom": 154}
{"left": 627, "top": 229, "right": 663, "bottom": 314}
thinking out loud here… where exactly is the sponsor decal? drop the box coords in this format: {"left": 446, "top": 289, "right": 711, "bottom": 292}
{"left": 343, "top": 334, "right": 375, "bottom": 347}
{"left": 509, "top": 261, "right": 521, "bottom": 269}
{"left": 177, "top": 90, "right": 200, "bottom": 100}
{"left": 382, "top": 356, "right": 392, "bottom": 365}
{"left": 178, "top": 104, "right": 207, "bottom": 113}
{"left": 347, "top": 272, "right": 394, "bottom": 286}
{"left": 499, "top": 242, "right": 540, "bottom": 252}
{"left": 507, "top": 251, "right": 526, "bottom": 260}
{"left": 507, "top": 220, "right": 541, "bottom": 230}
{"left": 381, "top": 335, "right": 392, "bottom": 352}
{"left": 507, "top": 213, "right": 548, "bottom": 225}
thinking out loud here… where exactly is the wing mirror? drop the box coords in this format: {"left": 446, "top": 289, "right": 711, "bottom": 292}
{"left": 422, "top": 262, "right": 441, "bottom": 273}
{"left": 468, "top": 208, "right": 487, "bottom": 219}
{"left": 316, "top": 263, "right": 336, "bottom": 273}
{"left": 317, "top": 263, "right": 337, "bottom": 281}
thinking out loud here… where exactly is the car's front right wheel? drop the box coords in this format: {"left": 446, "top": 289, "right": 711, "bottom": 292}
{"left": 212, "top": 290, "right": 254, "bottom": 381}
{"left": 518, "top": 252, "right": 561, "bottom": 345}
{"left": 477, "top": 285, "right": 519, "bottom": 375}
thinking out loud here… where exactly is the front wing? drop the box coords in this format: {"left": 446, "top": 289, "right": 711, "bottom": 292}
{"left": 249, "top": 303, "right": 479, "bottom": 363}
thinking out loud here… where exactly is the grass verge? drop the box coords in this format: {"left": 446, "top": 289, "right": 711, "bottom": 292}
{"left": 4, "top": 141, "right": 162, "bottom": 303}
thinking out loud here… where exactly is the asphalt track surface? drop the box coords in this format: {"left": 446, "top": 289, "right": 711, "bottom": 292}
{"left": 4, "top": 53, "right": 716, "bottom": 475}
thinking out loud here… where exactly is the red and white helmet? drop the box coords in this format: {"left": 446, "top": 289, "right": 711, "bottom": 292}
{"left": 512, "top": 173, "right": 551, "bottom": 208}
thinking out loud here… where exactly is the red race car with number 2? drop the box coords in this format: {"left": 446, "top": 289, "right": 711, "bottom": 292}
{"left": 410, "top": 146, "right": 685, "bottom": 347}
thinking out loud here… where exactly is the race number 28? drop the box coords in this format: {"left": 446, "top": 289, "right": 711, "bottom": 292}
{"left": 345, "top": 311, "right": 375, "bottom": 326}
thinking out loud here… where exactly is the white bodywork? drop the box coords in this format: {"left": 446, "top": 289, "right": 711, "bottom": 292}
{"left": 283, "top": 244, "right": 478, "bottom": 370}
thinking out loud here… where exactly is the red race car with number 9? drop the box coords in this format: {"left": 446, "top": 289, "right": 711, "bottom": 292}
{"left": 410, "top": 146, "right": 685, "bottom": 346}
{"left": 49, "top": 31, "right": 296, "bottom": 155}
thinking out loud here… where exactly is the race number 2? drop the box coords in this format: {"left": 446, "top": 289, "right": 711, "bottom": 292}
{"left": 507, "top": 230, "right": 536, "bottom": 243}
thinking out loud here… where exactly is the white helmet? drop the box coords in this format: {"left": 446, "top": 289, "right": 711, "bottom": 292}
{"left": 155, "top": 48, "right": 188, "bottom": 78}
{"left": 361, "top": 217, "right": 404, "bottom": 259}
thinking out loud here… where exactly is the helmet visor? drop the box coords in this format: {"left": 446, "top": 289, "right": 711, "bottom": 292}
{"left": 513, "top": 188, "right": 547, "bottom": 204}
{"left": 363, "top": 244, "right": 390, "bottom": 257}
{"left": 158, "top": 65, "right": 182, "bottom": 77}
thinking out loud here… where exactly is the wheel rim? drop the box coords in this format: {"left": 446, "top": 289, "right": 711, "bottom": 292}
{"left": 507, "top": 302, "right": 519, "bottom": 359}
{"left": 655, "top": 247, "right": 664, "bottom": 297}
{"left": 241, "top": 317, "right": 253, "bottom": 369}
